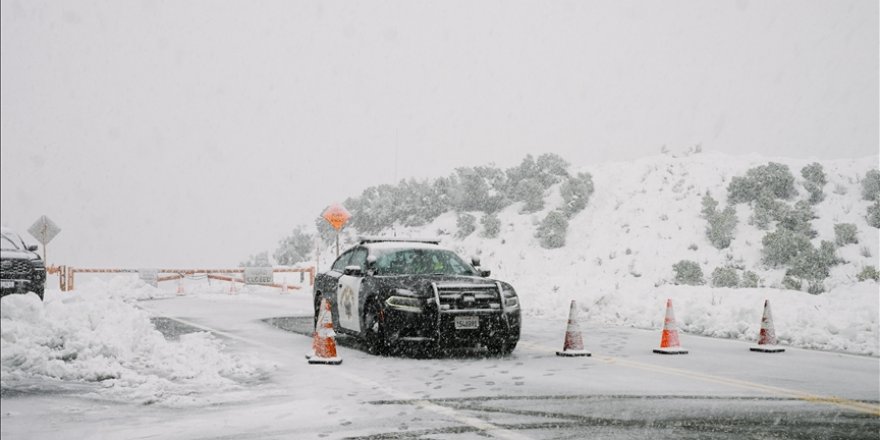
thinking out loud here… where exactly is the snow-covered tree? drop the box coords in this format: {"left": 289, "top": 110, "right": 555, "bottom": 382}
{"left": 536, "top": 210, "right": 568, "bottom": 248}
{"left": 728, "top": 162, "right": 797, "bottom": 204}
{"left": 711, "top": 266, "right": 739, "bottom": 288}
{"left": 833, "top": 223, "right": 859, "bottom": 246}
{"left": 672, "top": 260, "right": 704, "bottom": 285}
{"left": 515, "top": 178, "right": 545, "bottom": 213}
{"left": 862, "top": 169, "right": 880, "bottom": 201}
{"left": 456, "top": 212, "right": 476, "bottom": 238}
{"left": 240, "top": 251, "right": 270, "bottom": 267}
{"left": 274, "top": 226, "right": 314, "bottom": 265}
{"left": 560, "top": 172, "right": 594, "bottom": 217}
{"left": 480, "top": 212, "right": 501, "bottom": 238}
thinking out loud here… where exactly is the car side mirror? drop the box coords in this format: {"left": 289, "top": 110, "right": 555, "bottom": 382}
{"left": 27, "top": 245, "right": 38, "bottom": 252}
{"left": 365, "top": 255, "right": 377, "bottom": 276}
{"left": 480, "top": 269, "right": 491, "bottom": 277}
{"left": 471, "top": 256, "right": 481, "bottom": 267}
{"left": 343, "top": 265, "right": 365, "bottom": 277}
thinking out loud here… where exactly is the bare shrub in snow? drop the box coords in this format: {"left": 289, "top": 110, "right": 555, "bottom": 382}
{"left": 535, "top": 210, "right": 568, "bottom": 249}
{"left": 727, "top": 162, "right": 797, "bottom": 204}
{"left": 672, "top": 260, "right": 704, "bottom": 285}
{"left": 480, "top": 212, "right": 501, "bottom": 238}
{"left": 710, "top": 266, "right": 739, "bottom": 288}
{"left": 862, "top": 169, "right": 880, "bottom": 201}
{"left": 857, "top": 266, "right": 879, "bottom": 282}
{"left": 456, "top": 212, "right": 477, "bottom": 238}
{"left": 860, "top": 246, "right": 872, "bottom": 258}
{"left": 749, "top": 191, "right": 786, "bottom": 230}
{"left": 833, "top": 223, "right": 859, "bottom": 246}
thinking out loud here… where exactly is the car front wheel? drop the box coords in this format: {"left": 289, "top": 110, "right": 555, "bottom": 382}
{"left": 363, "top": 299, "right": 388, "bottom": 356}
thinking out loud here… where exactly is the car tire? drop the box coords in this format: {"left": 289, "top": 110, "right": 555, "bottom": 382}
{"left": 487, "top": 338, "right": 517, "bottom": 356}
{"left": 363, "top": 299, "right": 388, "bottom": 356}
{"left": 313, "top": 293, "right": 323, "bottom": 329}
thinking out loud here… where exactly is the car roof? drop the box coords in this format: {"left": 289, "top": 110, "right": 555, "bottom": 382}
{"left": 362, "top": 241, "right": 450, "bottom": 253}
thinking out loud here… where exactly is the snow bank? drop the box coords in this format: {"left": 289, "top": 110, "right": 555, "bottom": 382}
{"left": 0, "top": 280, "right": 273, "bottom": 406}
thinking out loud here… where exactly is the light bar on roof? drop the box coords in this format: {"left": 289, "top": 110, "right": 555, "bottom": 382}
{"left": 358, "top": 236, "right": 441, "bottom": 245}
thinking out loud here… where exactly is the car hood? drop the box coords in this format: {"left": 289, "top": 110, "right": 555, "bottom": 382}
{"left": 372, "top": 274, "right": 500, "bottom": 298}
{"left": 1, "top": 249, "right": 39, "bottom": 261}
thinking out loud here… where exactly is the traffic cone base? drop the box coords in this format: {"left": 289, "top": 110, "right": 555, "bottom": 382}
{"left": 556, "top": 300, "right": 592, "bottom": 358}
{"left": 653, "top": 347, "right": 689, "bottom": 355}
{"left": 556, "top": 349, "right": 591, "bottom": 357}
{"left": 750, "top": 345, "right": 784, "bottom": 353}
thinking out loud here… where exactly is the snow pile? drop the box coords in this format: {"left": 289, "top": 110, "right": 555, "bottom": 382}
{"left": 322, "top": 151, "right": 880, "bottom": 355}
{"left": 1, "top": 284, "right": 273, "bottom": 406}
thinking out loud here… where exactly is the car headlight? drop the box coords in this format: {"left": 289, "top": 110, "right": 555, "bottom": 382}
{"left": 386, "top": 290, "right": 424, "bottom": 313}
{"left": 502, "top": 288, "right": 519, "bottom": 310}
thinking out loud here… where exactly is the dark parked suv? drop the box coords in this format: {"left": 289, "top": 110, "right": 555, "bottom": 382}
{"left": 313, "top": 237, "right": 521, "bottom": 356}
{"left": 1, "top": 227, "right": 46, "bottom": 300}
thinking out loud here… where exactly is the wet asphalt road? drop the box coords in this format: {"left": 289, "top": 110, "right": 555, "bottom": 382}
{"left": 254, "top": 316, "right": 880, "bottom": 440}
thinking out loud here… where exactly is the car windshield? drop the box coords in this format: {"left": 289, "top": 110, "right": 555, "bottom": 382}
{"left": 1, "top": 233, "right": 22, "bottom": 250}
{"left": 372, "top": 248, "right": 477, "bottom": 276}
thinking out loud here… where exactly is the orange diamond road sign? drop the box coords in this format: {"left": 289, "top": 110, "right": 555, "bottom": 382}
{"left": 322, "top": 204, "right": 351, "bottom": 231}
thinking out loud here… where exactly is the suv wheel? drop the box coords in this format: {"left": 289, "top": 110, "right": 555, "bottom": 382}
{"left": 363, "top": 299, "right": 388, "bottom": 356}
{"left": 487, "top": 337, "right": 517, "bottom": 356}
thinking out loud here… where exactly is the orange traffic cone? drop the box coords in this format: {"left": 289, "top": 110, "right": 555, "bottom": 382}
{"left": 281, "top": 281, "right": 288, "bottom": 294}
{"left": 307, "top": 298, "right": 343, "bottom": 365}
{"left": 653, "top": 299, "right": 688, "bottom": 355}
{"left": 176, "top": 278, "right": 185, "bottom": 295}
{"left": 750, "top": 299, "right": 785, "bottom": 353}
{"left": 229, "top": 278, "right": 238, "bottom": 294}
{"left": 556, "top": 300, "right": 591, "bottom": 357}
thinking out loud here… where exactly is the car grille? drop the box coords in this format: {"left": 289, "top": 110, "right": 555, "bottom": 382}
{"left": 433, "top": 283, "right": 502, "bottom": 313}
{"left": 0, "top": 260, "right": 34, "bottom": 278}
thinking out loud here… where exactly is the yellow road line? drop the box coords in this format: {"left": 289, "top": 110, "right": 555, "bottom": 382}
{"left": 519, "top": 340, "right": 880, "bottom": 416}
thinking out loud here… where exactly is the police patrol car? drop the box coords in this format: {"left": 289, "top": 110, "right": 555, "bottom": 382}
{"left": 313, "top": 237, "right": 521, "bottom": 355}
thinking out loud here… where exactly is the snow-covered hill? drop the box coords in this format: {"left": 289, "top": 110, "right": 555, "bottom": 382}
{"left": 324, "top": 151, "right": 880, "bottom": 355}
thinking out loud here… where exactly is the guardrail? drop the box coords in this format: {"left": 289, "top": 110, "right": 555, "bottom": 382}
{"left": 46, "top": 266, "right": 315, "bottom": 292}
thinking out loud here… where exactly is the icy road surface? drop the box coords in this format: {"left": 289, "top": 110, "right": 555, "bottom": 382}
{"left": 2, "top": 289, "right": 878, "bottom": 440}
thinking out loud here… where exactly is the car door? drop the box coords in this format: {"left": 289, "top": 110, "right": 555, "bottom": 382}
{"left": 336, "top": 247, "right": 367, "bottom": 333}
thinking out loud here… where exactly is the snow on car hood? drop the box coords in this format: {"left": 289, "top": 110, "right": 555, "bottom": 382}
{"left": 0, "top": 249, "right": 40, "bottom": 261}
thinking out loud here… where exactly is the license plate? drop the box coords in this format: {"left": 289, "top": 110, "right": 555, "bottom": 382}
{"left": 454, "top": 315, "right": 479, "bottom": 330}
{"left": 0, "top": 280, "right": 14, "bottom": 289}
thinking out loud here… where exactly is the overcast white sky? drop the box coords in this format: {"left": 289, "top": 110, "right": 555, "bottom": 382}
{"left": 1, "top": 0, "right": 877, "bottom": 268}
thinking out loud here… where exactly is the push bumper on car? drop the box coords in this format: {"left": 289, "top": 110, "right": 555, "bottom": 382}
{"left": 381, "top": 283, "right": 521, "bottom": 348}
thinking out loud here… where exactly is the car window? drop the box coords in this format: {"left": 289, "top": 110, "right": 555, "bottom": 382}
{"left": 348, "top": 248, "right": 368, "bottom": 269}
{"left": 373, "top": 249, "right": 476, "bottom": 276}
{"left": 1, "top": 233, "right": 21, "bottom": 250}
{"left": 331, "top": 250, "right": 353, "bottom": 272}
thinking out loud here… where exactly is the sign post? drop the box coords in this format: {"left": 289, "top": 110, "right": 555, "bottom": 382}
{"left": 322, "top": 204, "right": 351, "bottom": 257}
{"left": 27, "top": 215, "right": 61, "bottom": 264}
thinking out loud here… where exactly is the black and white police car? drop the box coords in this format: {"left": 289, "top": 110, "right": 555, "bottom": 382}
{"left": 313, "top": 237, "right": 521, "bottom": 356}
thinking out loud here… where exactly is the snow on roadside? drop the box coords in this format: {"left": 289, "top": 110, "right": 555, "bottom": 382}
{"left": 0, "top": 278, "right": 275, "bottom": 406}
